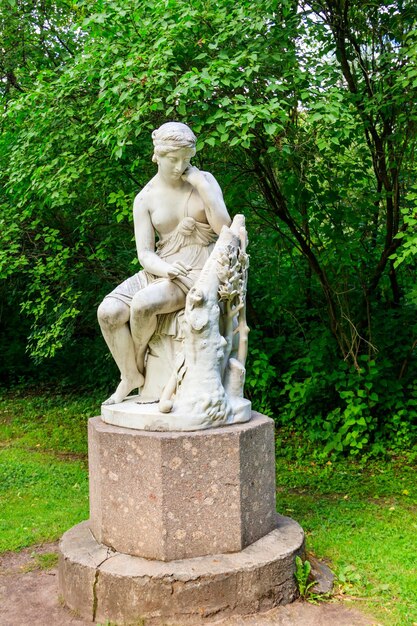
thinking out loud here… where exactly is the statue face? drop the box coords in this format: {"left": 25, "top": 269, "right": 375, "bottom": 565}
{"left": 157, "top": 148, "right": 194, "bottom": 181}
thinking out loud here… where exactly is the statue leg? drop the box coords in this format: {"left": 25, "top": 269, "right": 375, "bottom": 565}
{"left": 130, "top": 280, "right": 186, "bottom": 375}
{"left": 97, "top": 297, "right": 145, "bottom": 404}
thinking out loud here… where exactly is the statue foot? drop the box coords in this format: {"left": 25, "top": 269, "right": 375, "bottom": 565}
{"left": 102, "top": 374, "right": 145, "bottom": 405}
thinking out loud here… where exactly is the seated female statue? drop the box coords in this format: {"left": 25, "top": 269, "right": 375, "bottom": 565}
{"left": 97, "top": 122, "right": 231, "bottom": 404}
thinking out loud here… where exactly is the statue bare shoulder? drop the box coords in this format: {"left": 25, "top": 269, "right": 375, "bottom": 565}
{"left": 132, "top": 180, "right": 155, "bottom": 218}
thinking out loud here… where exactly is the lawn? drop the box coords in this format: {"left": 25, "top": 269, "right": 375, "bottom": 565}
{"left": 1, "top": 391, "right": 416, "bottom": 625}
{"left": 0, "top": 392, "right": 95, "bottom": 551}
{"left": 276, "top": 437, "right": 417, "bottom": 626}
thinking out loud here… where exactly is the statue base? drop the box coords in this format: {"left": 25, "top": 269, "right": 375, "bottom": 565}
{"left": 101, "top": 395, "right": 251, "bottom": 431}
{"left": 58, "top": 413, "right": 305, "bottom": 624}
{"left": 59, "top": 516, "right": 304, "bottom": 625}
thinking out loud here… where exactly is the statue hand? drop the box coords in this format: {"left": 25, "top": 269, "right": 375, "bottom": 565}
{"left": 167, "top": 260, "right": 192, "bottom": 279}
{"left": 181, "top": 165, "right": 206, "bottom": 188}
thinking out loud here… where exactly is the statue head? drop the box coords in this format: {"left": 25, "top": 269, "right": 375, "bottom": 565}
{"left": 151, "top": 122, "right": 197, "bottom": 163}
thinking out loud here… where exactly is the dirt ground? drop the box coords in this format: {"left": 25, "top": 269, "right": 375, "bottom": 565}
{"left": 0, "top": 542, "right": 379, "bottom": 626}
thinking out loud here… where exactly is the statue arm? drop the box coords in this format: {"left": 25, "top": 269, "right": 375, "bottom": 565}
{"left": 133, "top": 197, "right": 190, "bottom": 279}
{"left": 182, "top": 168, "right": 231, "bottom": 234}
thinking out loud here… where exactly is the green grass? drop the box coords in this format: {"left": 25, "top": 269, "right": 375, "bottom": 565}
{"left": 0, "top": 391, "right": 98, "bottom": 551}
{"left": 0, "top": 391, "right": 100, "bottom": 455}
{"left": 22, "top": 552, "right": 60, "bottom": 572}
{"left": 0, "top": 447, "right": 89, "bottom": 551}
{"left": 276, "top": 437, "right": 417, "bottom": 626}
{"left": 1, "top": 391, "right": 416, "bottom": 625}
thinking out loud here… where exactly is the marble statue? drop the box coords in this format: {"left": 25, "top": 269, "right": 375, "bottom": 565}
{"left": 98, "top": 122, "right": 251, "bottom": 430}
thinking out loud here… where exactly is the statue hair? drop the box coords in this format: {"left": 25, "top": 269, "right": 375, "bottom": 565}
{"left": 152, "top": 122, "right": 196, "bottom": 163}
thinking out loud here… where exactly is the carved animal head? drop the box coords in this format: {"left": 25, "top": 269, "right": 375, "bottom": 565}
{"left": 186, "top": 287, "right": 209, "bottom": 331}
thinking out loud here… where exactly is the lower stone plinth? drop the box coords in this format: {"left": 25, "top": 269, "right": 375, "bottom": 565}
{"left": 58, "top": 517, "right": 304, "bottom": 625}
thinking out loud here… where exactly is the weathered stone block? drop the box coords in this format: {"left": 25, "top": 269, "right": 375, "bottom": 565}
{"left": 88, "top": 412, "right": 276, "bottom": 561}
{"left": 59, "top": 517, "right": 305, "bottom": 625}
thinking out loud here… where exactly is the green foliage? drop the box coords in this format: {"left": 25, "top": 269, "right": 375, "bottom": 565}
{"left": 275, "top": 303, "right": 417, "bottom": 457}
{"left": 1, "top": 0, "right": 417, "bottom": 455}
{"left": 294, "top": 556, "right": 316, "bottom": 599}
{"left": 245, "top": 344, "right": 280, "bottom": 416}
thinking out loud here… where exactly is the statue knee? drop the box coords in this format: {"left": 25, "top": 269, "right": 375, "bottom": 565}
{"left": 130, "top": 292, "right": 155, "bottom": 320}
{"left": 97, "top": 298, "right": 128, "bottom": 329}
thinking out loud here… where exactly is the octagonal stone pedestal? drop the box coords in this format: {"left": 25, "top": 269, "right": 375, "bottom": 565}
{"left": 89, "top": 413, "right": 277, "bottom": 561}
{"left": 58, "top": 412, "right": 305, "bottom": 625}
